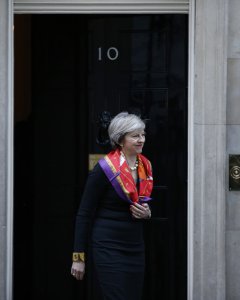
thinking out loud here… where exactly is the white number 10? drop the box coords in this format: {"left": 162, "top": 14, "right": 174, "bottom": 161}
{"left": 98, "top": 47, "right": 119, "bottom": 61}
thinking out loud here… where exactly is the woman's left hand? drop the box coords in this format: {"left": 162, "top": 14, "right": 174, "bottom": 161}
{"left": 130, "top": 203, "right": 151, "bottom": 219}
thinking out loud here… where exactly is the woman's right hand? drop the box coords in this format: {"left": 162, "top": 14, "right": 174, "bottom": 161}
{"left": 71, "top": 261, "right": 85, "bottom": 280}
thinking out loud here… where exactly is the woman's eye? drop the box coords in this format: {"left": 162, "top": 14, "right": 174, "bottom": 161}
{"left": 130, "top": 133, "right": 146, "bottom": 139}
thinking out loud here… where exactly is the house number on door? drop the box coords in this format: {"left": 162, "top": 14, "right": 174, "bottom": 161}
{"left": 98, "top": 47, "right": 119, "bottom": 61}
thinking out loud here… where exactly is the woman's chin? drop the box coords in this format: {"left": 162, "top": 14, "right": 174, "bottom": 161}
{"left": 136, "top": 148, "right": 143, "bottom": 154}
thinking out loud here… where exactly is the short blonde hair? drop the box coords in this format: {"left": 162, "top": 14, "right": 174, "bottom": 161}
{"left": 108, "top": 112, "right": 145, "bottom": 148}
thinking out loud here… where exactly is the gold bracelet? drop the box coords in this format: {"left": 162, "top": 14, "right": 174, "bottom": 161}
{"left": 72, "top": 252, "right": 85, "bottom": 262}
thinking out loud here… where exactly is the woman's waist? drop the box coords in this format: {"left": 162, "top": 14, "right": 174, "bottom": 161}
{"left": 92, "top": 214, "right": 144, "bottom": 243}
{"left": 95, "top": 207, "right": 132, "bottom": 221}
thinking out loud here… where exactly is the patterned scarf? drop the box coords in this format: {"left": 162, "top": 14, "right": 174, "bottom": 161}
{"left": 99, "top": 148, "right": 153, "bottom": 204}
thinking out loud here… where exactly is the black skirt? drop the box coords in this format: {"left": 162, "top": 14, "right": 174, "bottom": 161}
{"left": 91, "top": 216, "right": 145, "bottom": 300}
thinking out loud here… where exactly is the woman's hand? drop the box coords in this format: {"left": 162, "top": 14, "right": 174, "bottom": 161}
{"left": 71, "top": 261, "right": 85, "bottom": 280}
{"left": 130, "top": 203, "right": 151, "bottom": 219}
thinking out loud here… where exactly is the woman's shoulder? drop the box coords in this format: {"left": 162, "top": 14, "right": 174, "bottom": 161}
{"left": 81, "top": 163, "right": 109, "bottom": 192}
{"left": 90, "top": 162, "right": 104, "bottom": 176}
{"left": 89, "top": 162, "right": 109, "bottom": 183}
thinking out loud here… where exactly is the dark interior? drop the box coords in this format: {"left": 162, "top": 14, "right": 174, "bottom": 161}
{"left": 14, "top": 14, "right": 188, "bottom": 300}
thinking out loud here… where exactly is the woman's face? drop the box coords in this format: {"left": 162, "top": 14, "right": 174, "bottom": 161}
{"left": 121, "top": 130, "right": 146, "bottom": 156}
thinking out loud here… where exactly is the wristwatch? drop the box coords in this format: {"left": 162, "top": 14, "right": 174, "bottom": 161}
{"left": 72, "top": 252, "right": 85, "bottom": 262}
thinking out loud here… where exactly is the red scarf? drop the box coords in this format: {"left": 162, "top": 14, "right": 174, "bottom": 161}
{"left": 102, "top": 149, "right": 153, "bottom": 203}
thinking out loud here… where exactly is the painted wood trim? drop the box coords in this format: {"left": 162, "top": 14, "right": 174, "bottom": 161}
{"left": 0, "top": 0, "right": 14, "bottom": 299}
{"left": 187, "top": 1, "right": 195, "bottom": 300}
{"left": 14, "top": 0, "right": 189, "bottom": 13}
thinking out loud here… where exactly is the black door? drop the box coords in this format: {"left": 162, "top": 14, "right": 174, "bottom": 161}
{"left": 14, "top": 14, "right": 188, "bottom": 300}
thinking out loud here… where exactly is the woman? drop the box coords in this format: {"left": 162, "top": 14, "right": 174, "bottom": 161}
{"left": 71, "top": 112, "right": 153, "bottom": 300}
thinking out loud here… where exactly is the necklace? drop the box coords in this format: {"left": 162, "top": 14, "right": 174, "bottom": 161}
{"left": 129, "top": 160, "right": 139, "bottom": 171}
{"left": 120, "top": 151, "right": 138, "bottom": 171}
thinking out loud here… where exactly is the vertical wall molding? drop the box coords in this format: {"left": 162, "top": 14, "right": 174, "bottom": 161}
{"left": 187, "top": 0, "right": 195, "bottom": 299}
{"left": 192, "top": 0, "right": 228, "bottom": 299}
{"left": 0, "top": 0, "right": 14, "bottom": 300}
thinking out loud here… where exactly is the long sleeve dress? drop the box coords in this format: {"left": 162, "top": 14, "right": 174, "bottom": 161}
{"left": 73, "top": 162, "right": 145, "bottom": 300}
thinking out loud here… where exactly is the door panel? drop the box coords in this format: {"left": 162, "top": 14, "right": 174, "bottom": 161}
{"left": 14, "top": 14, "right": 188, "bottom": 300}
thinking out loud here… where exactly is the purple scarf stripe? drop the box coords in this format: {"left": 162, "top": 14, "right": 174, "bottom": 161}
{"left": 99, "top": 158, "right": 132, "bottom": 204}
{"left": 139, "top": 196, "right": 152, "bottom": 203}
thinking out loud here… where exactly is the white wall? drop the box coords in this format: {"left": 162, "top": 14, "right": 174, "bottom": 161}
{"left": 226, "top": 1, "right": 240, "bottom": 299}
{"left": 192, "top": 1, "right": 227, "bottom": 299}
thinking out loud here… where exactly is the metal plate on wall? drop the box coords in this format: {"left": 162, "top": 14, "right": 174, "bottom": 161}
{"left": 229, "top": 155, "right": 240, "bottom": 191}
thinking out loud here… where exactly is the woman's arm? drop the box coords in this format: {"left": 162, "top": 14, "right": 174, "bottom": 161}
{"left": 71, "top": 163, "right": 107, "bottom": 280}
{"left": 73, "top": 163, "right": 107, "bottom": 252}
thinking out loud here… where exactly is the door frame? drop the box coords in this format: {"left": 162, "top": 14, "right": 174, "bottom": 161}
{"left": 2, "top": 0, "right": 227, "bottom": 299}
{"left": 6, "top": 1, "right": 195, "bottom": 299}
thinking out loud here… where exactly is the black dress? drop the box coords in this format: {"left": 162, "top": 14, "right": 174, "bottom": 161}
{"left": 74, "top": 163, "right": 145, "bottom": 300}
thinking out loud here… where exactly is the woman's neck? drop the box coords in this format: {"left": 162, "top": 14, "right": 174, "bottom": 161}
{"left": 121, "top": 150, "right": 137, "bottom": 167}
